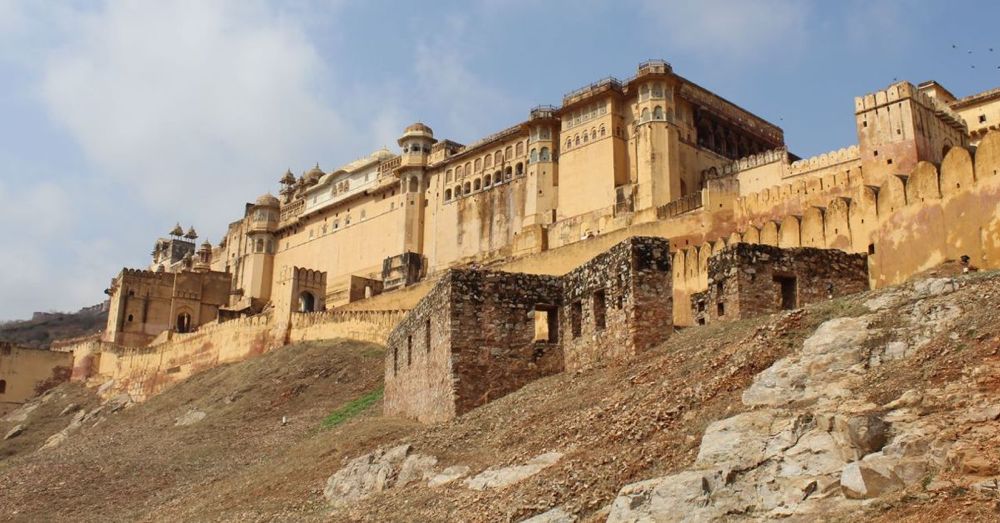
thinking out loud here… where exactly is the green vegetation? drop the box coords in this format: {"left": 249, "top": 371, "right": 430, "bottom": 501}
{"left": 320, "top": 387, "right": 384, "bottom": 429}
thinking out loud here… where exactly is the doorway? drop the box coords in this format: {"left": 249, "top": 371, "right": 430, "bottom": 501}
{"left": 774, "top": 275, "right": 797, "bottom": 310}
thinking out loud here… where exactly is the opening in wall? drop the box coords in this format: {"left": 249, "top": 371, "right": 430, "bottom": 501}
{"left": 407, "top": 336, "right": 412, "bottom": 366}
{"left": 533, "top": 305, "right": 559, "bottom": 343}
{"left": 425, "top": 319, "right": 431, "bottom": 353}
{"left": 571, "top": 301, "right": 583, "bottom": 338}
{"left": 0, "top": 379, "right": 5, "bottom": 394}
{"left": 774, "top": 274, "right": 798, "bottom": 310}
{"left": 593, "top": 290, "right": 606, "bottom": 330}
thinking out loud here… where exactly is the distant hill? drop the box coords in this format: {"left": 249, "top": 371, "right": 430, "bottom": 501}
{"left": 0, "top": 303, "right": 107, "bottom": 348}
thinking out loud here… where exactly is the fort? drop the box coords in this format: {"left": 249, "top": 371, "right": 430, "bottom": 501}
{"left": 8, "top": 60, "right": 1000, "bottom": 423}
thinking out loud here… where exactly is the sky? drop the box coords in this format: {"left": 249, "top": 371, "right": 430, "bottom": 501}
{"left": 1, "top": 0, "right": 999, "bottom": 320}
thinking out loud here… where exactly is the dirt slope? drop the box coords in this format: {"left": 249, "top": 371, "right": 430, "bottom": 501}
{"left": 2, "top": 270, "right": 1000, "bottom": 522}
{"left": 0, "top": 306, "right": 106, "bottom": 349}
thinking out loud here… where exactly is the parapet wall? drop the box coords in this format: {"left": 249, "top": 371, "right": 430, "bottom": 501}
{"left": 288, "top": 309, "right": 406, "bottom": 345}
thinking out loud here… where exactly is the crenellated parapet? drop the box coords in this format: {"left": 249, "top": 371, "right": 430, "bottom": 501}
{"left": 719, "top": 147, "right": 790, "bottom": 176}
{"left": 789, "top": 145, "right": 860, "bottom": 176}
{"left": 855, "top": 81, "right": 967, "bottom": 133}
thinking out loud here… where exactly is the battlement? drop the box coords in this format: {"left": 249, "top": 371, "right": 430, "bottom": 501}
{"left": 855, "top": 81, "right": 967, "bottom": 132}
{"left": 788, "top": 145, "right": 860, "bottom": 176}
{"left": 720, "top": 147, "right": 790, "bottom": 176}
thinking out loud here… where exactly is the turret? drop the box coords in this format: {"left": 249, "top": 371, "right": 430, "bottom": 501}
{"left": 396, "top": 123, "right": 437, "bottom": 254}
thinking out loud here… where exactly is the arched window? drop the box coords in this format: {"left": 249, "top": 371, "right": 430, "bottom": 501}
{"left": 446, "top": 169, "right": 453, "bottom": 182}
{"left": 540, "top": 127, "right": 551, "bottom": 139}
{"left": 408, "top": 176, "right": 419, "bottom": 192}
{"left": 640, "top": 84, "right": 650, "bottom": 101}
{"left": 591, "top": 128, "right": 597, "bottom": 140}
{"left": 484, "top": 154, "right": 492, "bottom": 168}
{"left": 530, "top": 148, "right": 538, "bottom": 163}
{"left": 474, "top": 158, "right": 481, "bottom": 172}
{"left": 641, "top": 107, "right": 651, "bottom": 122}
{"left": 516, "top": 142, "right": 524, "bottom": 157}
{"left": 600, "top": 125, "right": 606, "bottom": 137}
{"left": 516, "top": 162, "right": 524, "bottom": 175}
{"left": 454, "top": 185, "right": 462, "bottom": 197}
{"left": 616, "top": 126, "right": 622, "bottom": 137}
{"left": 575, "top": 135, "right": 580, "bottom": 146}
{"left": 474, "top": 178, "right": 481, "bottom": 191}
{"left": 540, "top": 147, "right": 551, "bottom": 161}
{"left": 445, "top": 188, "right": 452, "bottom": 200}
{"left": 176, "top": 312, "right": 192, "bottom": 333}
{"left": 652, "top": 82, "right": 664, "bottom": 98}
{"left": 0, "top": 380, "right": 6, "bottom": 394}
{"left": 464, "top": 162, "right": 471, "bottom": 175}
{"left": 495, "top": 151, "right": 502, "bottom": 164}
{"left": 484, "top": 174, "right": 492, "bottom": 186}
{"left": 566, "top": 138, "right": 572, "bottom": 149}
{"left": 255, "top": 239, "right": 264, "bottom": 253}
{"left": 505, "top": 146, "right": 513, "bottom": 160}
{"left": 583, "top": 133, "right": 588, "bottom": 143}
{"left": 464, "top": 181, "right": 471, "bottom": 194}
{"left": 494, "top": 170, "right": 501, "bottom": 183}
{"left": 653, "top": 106, "right": 664, "bottom": 120}
{"left": 504, "top": 166, "right": 513, "bottom": 180}
{"left": 456, "top": 165, "right": 464, "bottom": 177}
{"left": 298, "top": 291, "right": 316, "bottom": 313}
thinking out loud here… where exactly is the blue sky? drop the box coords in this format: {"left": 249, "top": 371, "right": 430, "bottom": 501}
{"left": 1, "top": 0, "right": 999, "bottom": 320}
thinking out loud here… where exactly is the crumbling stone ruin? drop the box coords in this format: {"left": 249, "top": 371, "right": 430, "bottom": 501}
{"left": 691, "top": 244, "right": 869, "bottom": 325}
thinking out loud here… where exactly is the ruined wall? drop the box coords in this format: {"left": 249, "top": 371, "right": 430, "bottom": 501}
{"left": 0, "top": 343, "right": 73, "bottom": 413}
{"left": 691, "top": 244, "right": 868, "bottom": 324}
{"left": 561, "top": 237, "right": 672, "bottom": 371}
{"left": 385, "top": 270, "right": 564, "bottom": 423}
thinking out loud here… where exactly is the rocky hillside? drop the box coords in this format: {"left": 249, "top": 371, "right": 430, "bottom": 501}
{"left": 0, "top": 304, "right": 107, "bottom": 348}
{"left": 3, "top": 270, "right": 1000, "bottom": 522}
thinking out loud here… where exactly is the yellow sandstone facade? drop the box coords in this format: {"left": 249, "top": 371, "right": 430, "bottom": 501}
{"left": 68, "top": 60, "right": 1000, "bottom": 403}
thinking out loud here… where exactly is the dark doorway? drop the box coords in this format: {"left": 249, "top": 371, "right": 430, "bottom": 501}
{"left": 176, "top": 312, "right": 192, "bottom": 333}
{"left": 774, "top": 275, "right": 797, "bottom": 310}
{"left": 298, "top": 291, "right": 316, "bottom": 313}
{"left": 593, "top": 290, "right": 607, "bottom": 331}
{"left": 0, "top": 379, "right": 6, "bottom": 394}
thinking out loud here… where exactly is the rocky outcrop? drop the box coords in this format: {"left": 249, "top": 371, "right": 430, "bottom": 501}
{"left": 608, "top": 277, "right": 971, "bottom": 521}
{"left": 464, "top": 452, "right": 563, "bottom": 491}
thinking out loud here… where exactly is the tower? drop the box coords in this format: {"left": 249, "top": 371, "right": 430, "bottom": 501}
{"left": 855, "top": 81, "right": 968, "bottom": 184}
{"left": 524, "top": 106, "right": 560, "bottom": 227}
{"left": 630, "top": 60, "right": 680, "bottom": 210}
{"left": 396, "top": 123, "right": 436, "bottom": 254}
{"left": 241, "top": 193, "right": 280, "bottom": 306}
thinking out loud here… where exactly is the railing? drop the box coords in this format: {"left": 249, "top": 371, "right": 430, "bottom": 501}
{"left": 656, "top": 191, "right": 704, "bottom": 219}
{"left": 530, "top": 105, "right": 559, "bottom": 119}
{"left": 562, "top": 77, "right": 623, "bottom": 105}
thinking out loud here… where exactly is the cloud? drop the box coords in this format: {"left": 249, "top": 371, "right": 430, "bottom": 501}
{"left": 640, "top": 0, "right": 811, "bottom": 63}
{"left": 39, "top": 1, "right": 348, "bottom": 234}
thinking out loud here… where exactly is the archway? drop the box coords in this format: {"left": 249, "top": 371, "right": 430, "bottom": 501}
{"left": 299, "top": 291, "right": 316, "bottom": 313}
{"left": 176, "top": 312, "right": 192, "bottom": 333}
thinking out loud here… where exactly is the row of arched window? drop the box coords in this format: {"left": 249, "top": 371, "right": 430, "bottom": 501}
{"left": 444, "top": 141, "right": 528, "bottom": 183}
{"left": 639, "top": 105, "right": 673, "bottom": 123}
{"left": 443, "top": 163, "right": 524, "bottom": 201}
{"left": 565, "top": 101, "right": 608, "bottom": 129}
{"left": 528, "top": 147, "right": 551, "bottom": 163}
{"left": 565, "top": 125, "right": 609, "bottom": 149}
{"left": 638, "top": 82, "right": 669, "bottom": 101}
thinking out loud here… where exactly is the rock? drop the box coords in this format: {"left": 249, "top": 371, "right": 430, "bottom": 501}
{"left": 107, "top": 393, "right": 133, "bottom": 413}
{"left": 2, "top": 402, "right": 39, "bottom": 423}
{"left": 427, "top": 465, "right": 470, "bottom": 487}
{"left": 4, "top": 424, "right": 25, "bottom": 440}
{"left": 175, "top": 409, "right": 206, "bottom": 426}
{"left": 884, "top": 390, "right": 923, "bottom": 410}
{"left": 607, "top": 471, "right": 728, "bottom": 522}
{"left": 59, "top": 403, "right": 79, "bottom": 416}
{"left": 837, "top": 414, "right": 889, "bottom": 457}
{"left": 840, "top": 459, "right": 903, "bottom": 499}
{"left": 912, "top": 278, "right": 958, "bottom": 298}
{"left": 696, "top": 410, "right": 790, "bottom": 468}
{"left": 520, "top": 507, "right": 576, "bottom": 523}
{"left": 464, "top": 452, "right": 563, "bottom": 490}
{"left": 396, "top": 453, "right": 437, "bottom": 486}
{"left": 97, "top": 379, "right": 116, "bottom": 396}
{"left": 322, "top": 444, "right": 414, "bottom": 507}
{"left": 964, "top": 404, "right": 1000, "bottom": 423}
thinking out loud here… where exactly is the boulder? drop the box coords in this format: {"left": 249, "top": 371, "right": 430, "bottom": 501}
{"left": 520, "top": 507, "right": 576, "bottom": 523}
{"left": 59, "top": 403, "right": 79, "bottom": 416}
{"left": 107, "top": 393, "right": 133, "bottom": 413}
{"left": 323, "top": 444, "right": 414, "bottom": 507}
{"left": 4, "top": 424, "right": 25, "bottom": 440}
{"left": 464, "top": 452, "right": 563, "bottom": 491}
{"left": 427, "top": 465, "right": 470, "bottom": 487}
{"left": 396, "top": 453, "right": 437, "bottom": 486}
{"left": 175, "top": 409, "right": 207, "bottom": 427}
{"left": 840, "top": 459, "right": 903, "bottom": 499}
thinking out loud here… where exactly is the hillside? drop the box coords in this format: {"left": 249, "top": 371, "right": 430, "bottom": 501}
{"left": 2, "top": 270, "right": 1000, "bottom": 521}
{"left": 0, "top": 305, "right": 107, "bottom": 349}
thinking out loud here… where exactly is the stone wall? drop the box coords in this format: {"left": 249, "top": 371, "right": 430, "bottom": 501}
{"left": 0, "top": 342, "right": 73, "bottom": 414}
{"left": 691, "top": 244, "right": 868, "bottom": 325}
{"left": 384, "top": 270, "right": 564, "bottom": 423}
{"left": 288, "top": 309, "right": 406, "bottom": 345}
{"left": 561, "top": 237, "right": 672, "bottom": 371}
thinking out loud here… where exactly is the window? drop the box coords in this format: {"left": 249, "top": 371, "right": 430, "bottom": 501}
{"left": 530, "top": 148, "right": 538, "bottom": 163}
{"left": 540, "top": 147, "right": 551, "bottom": 161}
{"left": 465, "top": 162, "right": 471, "bottom": 175}
{"left": 474, "top": 178, "right": 481, "bottom": 191}
{"left": 0, "top": 380, "right": 5, "bottom": 394}
{"left": 484, "top": 174, "right": 492, "bottom": 186}
{"left": 484, "top": 155, "right": 492, "bottom": 168}
{"left": 591, "top": 128, "right": 597, "bottom": 140}
{"left": 445, "top": 188, "right": 452, "bottom": 200}
{"left": 505, "top": 146, "right": 513, "bottom": 160}
{"left": 980, "top": 114, "right": 987, "bottom": 123}
{"left": 641, "top": 107, "right": 651, "bottom": 122}
{"left": 516, "top": 142, "right": 524, "bottom": 157}
{"left": 456, "top": 165, "right": 464, "bottom": 177}
{"left": 593, "top": 290, "right": 606, "bottom": 330}
{"left": 474, "top": 158, "right": 481, "bottom": 171}
{"left": 393, "top": 346, "right": 398, "bottom": 375}
{"left": 583, "top": 133, "right": 588, "bottom": 143}
{"left": 566, "top": 138, "right": 572, "bottom": 149}
{"left": 464, "top": 182, "right": 471, "bottom": 194}
{"left": 455, "top": 185, "right": 462, "bottom": 197}
{"left": 516, "top": 162, "right": 524, "bottom": 175}
{"left": 571, "top": 301, "right": 582, "bottom": 338}
{"left": 407, "top": 335, "right": 412, "bottom": 366}
{"left": 425, "top": 319, "right": 431, "bottom": 353}
{"left": 127, "top": 314, "right": 134, "bottom": 322}
{"left": 717, "top": 302, "right": 725, "bottom": 317}
{"left": 653, "top": 106, "right": 664, "bottom": 120}
{"left": 575, "top": 135, "right": 580, "bottom": 146}
{"left": 446, "top": 169, "right": 453, "bottom": 182}
{"left": 600, "top": 125, "right": 606, "bottom": 137}
{"left": 176, "top": 312, "right": 192, "bottom": 333}
{"left": 533, "top": 305, "right": 559, "bottom": 343}
{"left": 504, "top": 166, "right": 513, "bottom": 180}
{"left": 495, "top": 151, "right": 502, "bottom": 164}
{"left": 298, "top": 291, "right": 316, "bottom": 313}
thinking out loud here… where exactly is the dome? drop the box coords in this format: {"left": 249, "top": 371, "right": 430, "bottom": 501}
{"left": 184, "top": 227, "right": 198, "bottom": 240}
{"left": 304, "top": 163, "right": 325, "bottom": 182}
{"left": 404, "top": 122, "right": 433, "bottom": 135}
{"left": 200, "top": 240, "right": 212, "bottom": 250}
{"left": 280, "top": 169, "right": 296, "bottom": 185}
{"left": 255, "top": 193, "right": 280, "bottom": 207}
{"left": 170, "top": 223, "right": 184, "bottom": 237}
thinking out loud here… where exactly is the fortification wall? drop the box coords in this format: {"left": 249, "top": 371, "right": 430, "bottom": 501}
{"left": 288, "top": 309, "right": 406, "bottom": 345}
{"left": 0, "top": 343, "right": 73, "bottom": 414}
{"left": 672, "top": 130, "right": 1000, "bottom": 325}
